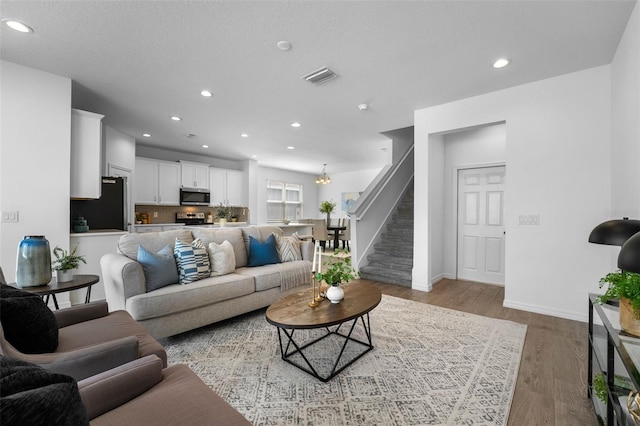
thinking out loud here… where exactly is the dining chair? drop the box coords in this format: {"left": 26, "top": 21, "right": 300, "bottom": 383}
{"left": 310, "top": 219, "right": 330, "bottom": 250}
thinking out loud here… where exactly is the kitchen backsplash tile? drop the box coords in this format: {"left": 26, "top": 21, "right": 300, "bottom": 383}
{"left": 134, "top": 205, "right": 248, "bottom": 224}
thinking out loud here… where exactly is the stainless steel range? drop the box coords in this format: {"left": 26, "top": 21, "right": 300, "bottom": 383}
{"left": 175, "top": 212, "right": 205, "bottom": 225}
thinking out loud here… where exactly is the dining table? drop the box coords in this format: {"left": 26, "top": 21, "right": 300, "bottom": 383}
{"left": 326, "top": 225, "right": 346, "bottom": 250}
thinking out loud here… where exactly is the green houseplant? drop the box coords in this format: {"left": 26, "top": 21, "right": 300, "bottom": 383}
{"left": 216, "top": 203, "right": 233, "bottom": 225}
{"left": 52, "top": 244, "right": 86, "bottom": 282}
{"left": 316, "top": 250, "right": 359, "bottom": 303}
{"left": 319, "top": 200, "right": 336, "bottom": 225}
{"left": 597, "top": 270, "right": 640, "bottom": 336}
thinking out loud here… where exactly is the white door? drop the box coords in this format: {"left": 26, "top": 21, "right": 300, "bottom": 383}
{"left": 457, "top": 166, "right": 505, "bottom": 285}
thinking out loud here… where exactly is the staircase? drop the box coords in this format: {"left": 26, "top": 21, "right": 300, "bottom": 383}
{"left": 359, "top": 182, "right": 414, "bottom": 287}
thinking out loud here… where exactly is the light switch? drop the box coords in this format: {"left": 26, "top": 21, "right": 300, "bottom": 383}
{"left": 518, "top": 214, "right": 540, "bottom": 225}
{"left": 1, "top": 210, "right": 19, "bottom": 223}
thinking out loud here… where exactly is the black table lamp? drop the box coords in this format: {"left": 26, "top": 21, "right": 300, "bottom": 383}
{"left": 589, "top": 218, "right": 640, "bottom": 246}
{"left": 619, "top": 232, "right": 640, "bottom": 273}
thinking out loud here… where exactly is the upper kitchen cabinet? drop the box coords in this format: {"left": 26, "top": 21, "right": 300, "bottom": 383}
{"left": 135, "top": 157, "right": 180, "bottom": 205}
{"left": 180, "top": 161, "right": 209, "bottom": 189}
{"left": 210, "top": 168, "right": 244, "bottom": 206}
{"left": 70, "top": 109, "right": 104, "bottom": 199}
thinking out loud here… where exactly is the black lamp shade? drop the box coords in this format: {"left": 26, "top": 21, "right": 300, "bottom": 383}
{"left": 619, "top": 232, "right": 640, "bottom": 273}
{"left": 588, "top": 219, "right": 640, "bottom": 246}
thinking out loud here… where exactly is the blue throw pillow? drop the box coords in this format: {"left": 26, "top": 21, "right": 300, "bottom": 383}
{"left": 247, "top": 234, "right": 280, "bottom": 267}
{"left": 174, "top": 238, "right": 211, "bottom": 284}
{"left": 137, "top": 244, "right": 179, "bottom": 291}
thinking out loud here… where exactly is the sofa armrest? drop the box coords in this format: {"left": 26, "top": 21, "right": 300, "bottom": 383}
{"left": 53, "top": 301, "right": 109, "bottom": 328}
{"left": 78, "top": 354, "right": 163, "bottom": 420}
{"left": 300, "top": 240, "right": 313, "bottom": 261}
{"left": 13, "top": 336, "right": 140, "bottom": 381}
{"left": 100, "top": 253, "right": 146, "bottom": 311}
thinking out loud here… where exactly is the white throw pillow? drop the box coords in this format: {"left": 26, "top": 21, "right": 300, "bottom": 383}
{"left": 208, "top": 240, "right": 236, "bottom": 276}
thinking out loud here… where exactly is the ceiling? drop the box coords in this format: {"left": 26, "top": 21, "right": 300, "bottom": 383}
{"left": 1, "top": 1, "right": 636, "bottom": 175}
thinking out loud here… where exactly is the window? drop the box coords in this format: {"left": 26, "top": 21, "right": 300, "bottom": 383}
{"left": 267, "top": 180, "right": 303, "bottom": 222}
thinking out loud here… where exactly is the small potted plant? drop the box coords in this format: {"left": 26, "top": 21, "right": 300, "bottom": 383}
{"left": 316, "top": 250, "right": 359, "bottom": 303}
{"left": 597, "top": 270, "right": 640, "bottom": 336}
{"left": 319, "top": 200, "right": 336, "bottom": 225}
{"left": 216, "top": 203, "right": 232, "bottom": 226}
{"left": 52, "top": 244, "right": 86, "bottom": 282}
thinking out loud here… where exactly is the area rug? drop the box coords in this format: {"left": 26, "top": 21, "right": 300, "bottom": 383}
{"left": 165, "top": 295, "right": 527, "bottom": 425}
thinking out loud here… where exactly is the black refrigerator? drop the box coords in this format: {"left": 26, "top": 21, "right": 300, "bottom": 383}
{"left": 70, "top": 177, "right": 128, "bottom": 231}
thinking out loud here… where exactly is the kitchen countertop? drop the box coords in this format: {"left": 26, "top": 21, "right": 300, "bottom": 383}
{"left": 70, "top": 229, "right": 128, "bottom": 237}
{"left": 134, "top": 223, "right": 185, "bottom": 227}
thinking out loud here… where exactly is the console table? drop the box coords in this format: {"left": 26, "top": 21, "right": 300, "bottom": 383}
{"left": 588, "top": 293, "right": 640, "bottom": 425}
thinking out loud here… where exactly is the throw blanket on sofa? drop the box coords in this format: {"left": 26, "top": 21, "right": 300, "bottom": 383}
{"left": 279, "top": 261, "right": 312, "bottom": 292}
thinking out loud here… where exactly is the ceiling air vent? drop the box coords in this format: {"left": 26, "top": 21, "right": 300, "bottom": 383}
{"left": 302, "top": 67, "right": 337, "bottom": 85}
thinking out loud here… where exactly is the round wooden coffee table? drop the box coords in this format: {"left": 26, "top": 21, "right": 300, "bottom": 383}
{"left": 266, "top": 281, "right": 381, "bottom": 382}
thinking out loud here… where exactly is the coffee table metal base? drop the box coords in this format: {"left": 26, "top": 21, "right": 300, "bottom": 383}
{"left": 275, "top": 313, "right": 373, "bottom": 382}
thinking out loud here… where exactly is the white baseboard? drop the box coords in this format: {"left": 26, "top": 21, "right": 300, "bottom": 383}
{"left": 412, "top": 280, "right": 432, "bottom": 292}
{"left": 430, "top": 273, "right": 444, "bottom": 284}
{"left": 503, "top": 299, "right": 587, "bottom": 323}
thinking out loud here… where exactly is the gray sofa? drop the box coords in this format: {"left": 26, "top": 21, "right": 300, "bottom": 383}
{"left": 101, "top": 225, "right": 312, "bottom": 339}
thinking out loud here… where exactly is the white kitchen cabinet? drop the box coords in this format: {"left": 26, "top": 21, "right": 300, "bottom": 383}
{"left": 157, "top": 162, "right": 181, "bottom": 205}
{"left": 209, "top": 168, "right": 244, "bottom": 206}
{"left": 70, "top": 109, "right": 104, "bottom": 199}
{"left": 134, "top": 158, "right": 180, "bottom": 205}
{"left": 180, "top": 161, "right": 209, "bottom": 189}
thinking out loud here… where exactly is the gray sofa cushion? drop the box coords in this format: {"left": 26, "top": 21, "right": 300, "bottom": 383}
{"left": 118, "top": 230, "right": 193, "bottom": 260}
{"left": 191, "top": 228, "right": 248, "bottom": 268}
{"left": 236, "top": 260, "right": 312, "bottom": 292}
{"left": 126, "top": 274, "right": 254, "bottom": 321}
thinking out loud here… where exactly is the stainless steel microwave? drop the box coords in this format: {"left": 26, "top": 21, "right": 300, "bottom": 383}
{"left": 180, "top": 187, "right": 210, "bottom": 206}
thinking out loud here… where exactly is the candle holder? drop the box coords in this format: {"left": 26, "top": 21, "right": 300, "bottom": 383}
{"left": 314, "top": 275, "right": 324, "bottom": 303}
{"left": 308, "top": 271, "right": 319, "bottom": 307}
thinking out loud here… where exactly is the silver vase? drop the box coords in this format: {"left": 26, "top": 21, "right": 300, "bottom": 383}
{"left": 16, "top": 235, "right": 52, "bottom": 287}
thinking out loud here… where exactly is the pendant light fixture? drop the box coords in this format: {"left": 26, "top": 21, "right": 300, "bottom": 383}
{"left": 316, "top": 164, "right": 332, "bottom": 185}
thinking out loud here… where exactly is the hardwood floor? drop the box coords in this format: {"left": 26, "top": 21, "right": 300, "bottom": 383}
{"left": 365, "top": 278, "right": 597, "bottom": 426}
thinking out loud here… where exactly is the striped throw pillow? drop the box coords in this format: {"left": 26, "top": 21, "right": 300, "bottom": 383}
{"left": 174, "top": 238, "right": 210, "bottom": 284}
{"left": 274, "top": 233, "right": 302, "bottom": 263}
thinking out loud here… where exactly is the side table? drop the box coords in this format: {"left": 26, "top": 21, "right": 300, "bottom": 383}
{"left": 589, "top": 293, "right": 640, "bottom": 425}
{"left": 10, "top": 274, "right": 100, "bottom": 310}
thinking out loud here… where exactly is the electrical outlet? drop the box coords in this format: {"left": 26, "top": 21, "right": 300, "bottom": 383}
{"left": 2, "top": 210, "right": 19, "bottom": 223}
{"left": 153, "top": 212, "right": 158, "bottom": 218}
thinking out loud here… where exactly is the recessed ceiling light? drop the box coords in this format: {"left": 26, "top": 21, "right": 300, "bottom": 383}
{"left": 2, "top": 19, "right": 33, "bottom": 33}
{"left": 493, "top": 58, "right": 510, "bottom": 69}
{"left": 241, "top": 133, "right": 249, "bottom": 138}
{"left": 291, "top": 122, "right": 301, "bottom": 128}
{"left": 170, "top": 116, "right": 182, "bottom": 121}
{"left": 202, "top": 145, "right": 209, "bottom": 148}
{"left": 276, "top": 40, "right": 292, "bottom": 51}
{"left": 251, "top": 155, "right": 258, "bottom": 158}
{"left": 358, "top": 103, "right": 369, "bottom": 111}
{"left": 286, "top": 146, "right": 295, "bottom": 150}
{"left": 200, "top": 90, "right": 213, "bottom": 97}
{"left": 142, "top": 133, "right": 151, "bottom": 138}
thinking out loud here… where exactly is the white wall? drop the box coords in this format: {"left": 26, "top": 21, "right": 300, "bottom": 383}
{"left": 415, "top": 65, "right": 612, "bottom": 321}
{"left": 317, "top": 168, "right": 382, "bottom": 220}
{"left": 611, "top": 3, "right": 640, "bottom": 269}
{"left": 441, "top": 124, "right": 507, "bottom": 279}
{"left": 0, "top": 61, "right": 72, "bottom": 289}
